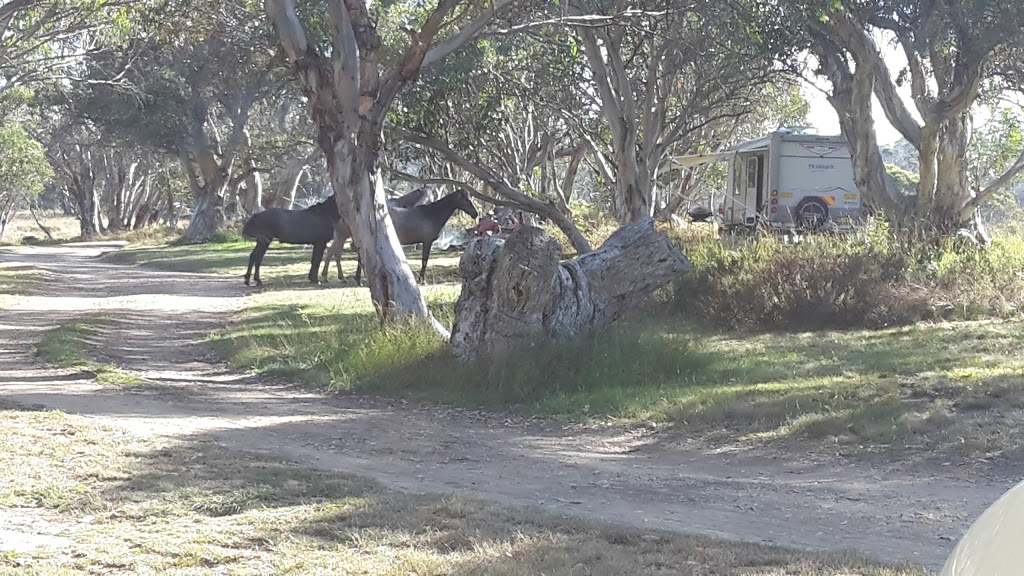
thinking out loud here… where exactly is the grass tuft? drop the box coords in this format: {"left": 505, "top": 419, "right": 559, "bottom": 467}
{"left": 34, "top": 319, "right": 145, "bottom": 388}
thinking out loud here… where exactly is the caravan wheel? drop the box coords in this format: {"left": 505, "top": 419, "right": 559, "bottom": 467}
{"left": 795, "top": 197, "right": 829, "bottom": 231}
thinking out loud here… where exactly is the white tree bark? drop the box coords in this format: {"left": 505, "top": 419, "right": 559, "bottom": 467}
{"left": 266, "top": 0, "right": 516, "bottom": 328}
{"left": 813, "top": 7, "right": 1019, "bottom": 236}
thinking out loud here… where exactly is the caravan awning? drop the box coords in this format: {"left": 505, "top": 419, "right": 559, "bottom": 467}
{"left": 670, "top": 151, "right": 734, "bottom": 168}
{"left": 670, "top": 134, "right": 772, "bottom": 168}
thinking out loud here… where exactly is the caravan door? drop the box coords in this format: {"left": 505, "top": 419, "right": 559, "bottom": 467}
{"left": 740, "top": 154, "right": 765, "bottom": 227}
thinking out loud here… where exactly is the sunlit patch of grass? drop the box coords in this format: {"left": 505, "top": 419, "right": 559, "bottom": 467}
{"left": 99, "top": 240, "right": 464, "bottom": 285}
{"left": 0, "top": 404, "right": 924, "bottom": 575}
{"left": 210, "top": 283, "right": 461, "bottom": 390}
{"left": 0, "top": 211, "right": 81, "bottom": 246}
{"left": 33, "top": 318, "right": 145, "bottom": 388}
{"left": 0, "top": 262, "right": 35, "bottom": 303}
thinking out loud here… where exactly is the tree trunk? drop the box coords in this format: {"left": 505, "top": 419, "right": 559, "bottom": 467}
{"left": 450, "top": 217, "right": 691, "bottom": 361}
{"left": 323, "top": 135, "right": 438, "bottom": 328}
{"left": 285, "top": 166, "right": 303, "bottom": 209}
{"left": 180, "top": 146, "right": 230, "bottom": 243}
{"left": 163, "top": 180, "right": 177, "bottom": 227}
{"left": 613, "top": 147, "right": 654, "bottom": 224}
{"left": 182, "top": 188, "right": 225, "bottom": 243}
{"left": 238, "top": 169, "right": 263, "bottom": 215}
{"left": 932, "top": 114, "right": 972, "bottom": 233}
{"left": 72, "top": 180, "right": 102, "bottom": 239}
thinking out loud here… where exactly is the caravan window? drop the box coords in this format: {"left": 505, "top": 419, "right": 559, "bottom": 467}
{"left": 746, "top": 156, "right": 759, "bottom": 190}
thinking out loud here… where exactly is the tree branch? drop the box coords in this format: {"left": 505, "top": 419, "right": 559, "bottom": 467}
{"left": 421, "top": 0, "right": 519, "bottom": 69}
{"left": 829, "top": 10, "right": 923, "bottom": 146}
{"left": 961, "top": 146, "right": 1024, "bottom": 216}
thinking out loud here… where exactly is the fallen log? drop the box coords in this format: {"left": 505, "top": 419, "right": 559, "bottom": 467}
{"left": 450, "top": 217, "right": 692, "bottom": 361}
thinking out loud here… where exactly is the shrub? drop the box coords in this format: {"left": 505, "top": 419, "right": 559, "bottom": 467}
{"left": 670, "top": 224, "right": 1024, "bottom": 331}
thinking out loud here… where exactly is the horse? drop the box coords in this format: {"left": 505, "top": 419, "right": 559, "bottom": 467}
{"left": 354, "top": 188, "right": 478, "bottom": 285}
{"left": 241, "top": 193, "right": 340, "bottom": 286}
{"left": 320, "top": 187, "right": 430, "bottom": 282}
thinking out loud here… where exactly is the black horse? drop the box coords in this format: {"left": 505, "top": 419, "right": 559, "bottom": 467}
{"left": 320, "top": 187, "right": 430, "bottom": 282}
{"left": 354, "top": 188, "right": 478, "bottom": 284}
{"left": 241, "top": 194, "right": 341, "bottom": 286}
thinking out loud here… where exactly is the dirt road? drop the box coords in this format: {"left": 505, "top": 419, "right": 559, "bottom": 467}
{"left": 0, "top": 244, "right": 1016, "bottom": 570}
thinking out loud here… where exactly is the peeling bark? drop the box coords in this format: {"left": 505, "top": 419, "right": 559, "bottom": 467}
{"left": 266, "top": 0, "right": 515, "bottom": 328}
{"left": 451, "top": 218, "right": 691, "bottom": 361}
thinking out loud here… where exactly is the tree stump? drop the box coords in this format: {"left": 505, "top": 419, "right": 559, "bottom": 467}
{"left": 450, "top": 217, "right": 692, "bottom": 361}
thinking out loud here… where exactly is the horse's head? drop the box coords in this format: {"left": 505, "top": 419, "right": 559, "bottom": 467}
{"left": 452, "top": 188, "right": 478, "bottom": 219}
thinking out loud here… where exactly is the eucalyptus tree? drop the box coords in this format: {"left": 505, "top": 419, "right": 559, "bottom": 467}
{"left": 265, "top": 0, "right": 522, "bottom": 327}
{"left": 390, "top": 22, "right": 595, "bottom": 254}
{"left": 560, "top": 0, "right": 794, "bottom": 225}
{"left": 0, "top": 116, "right": 50, "bottom": 240}
{"left": 68, "top": 0, "right": 289, "bottom": 242}
{"left": 783, "top": 0, "right": 1024, "bottom": 237}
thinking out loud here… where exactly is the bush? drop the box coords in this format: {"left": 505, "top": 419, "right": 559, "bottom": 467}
{"left": 671, "top": 224, "right": 1024, "bottom": 331}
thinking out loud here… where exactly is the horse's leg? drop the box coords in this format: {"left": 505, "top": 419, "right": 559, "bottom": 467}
{"left": 419, "top": 241, "right": 432, "bottom": 284}
{"left": 320, "top": 241, "right": 335, "bottom": 281}
{"left": 253, "top": 240, "right": 270, "bottom": 286}
{"left": 334, "top": 239, "right": 345, "bottom": 282}
{"left": 354, "top": 255, "right": 363, "bottom": 286}
{"left": 310, "top": 242, "right": 326, "bottom": 284}
{"left": 244, "top": 244, "right": 258, "bottom": 286}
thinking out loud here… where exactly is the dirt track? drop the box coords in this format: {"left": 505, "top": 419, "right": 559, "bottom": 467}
{"left": 0, "top": 243, "right": 1017, "bottom": 570}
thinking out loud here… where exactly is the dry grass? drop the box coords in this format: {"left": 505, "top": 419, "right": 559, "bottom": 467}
{"left": 1, "top": 211, "right": 81, "bottom": 245}
{"left": 1, "top": 210, "right": 187, "bottom": 247}
{"left": 0, "top": 403, "right": 926, "bottom": 575}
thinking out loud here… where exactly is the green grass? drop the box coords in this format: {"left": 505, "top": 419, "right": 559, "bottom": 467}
{"left": 214, "top": 284, "right": 1024, "bottom": 462}
{"left": 0, "top": 262, "right": 33, "bottom": 300}
{"left": 99, "top": 239, "right": 465, "bottom": 285}
{"left": 97, "top": 226, "right": 1024, "bottom": 463}
{"left": 34, "top": 318, "right": 146, "bottom": 388}
{"left": 0, "top": 403, "right": 926, "bottom": 575}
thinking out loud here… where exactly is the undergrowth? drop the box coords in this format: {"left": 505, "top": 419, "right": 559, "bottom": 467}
{"left": 671, "top": 223, "right": 1024, "bottom": 331}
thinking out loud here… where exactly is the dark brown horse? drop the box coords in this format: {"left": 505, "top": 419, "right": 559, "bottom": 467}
{"left": 241, "top": 194, "right": 340, "bottom": 286}
{"left": 354, "top": 188, "right": 478, "bottom": 284}
{"left": 320, "top": 187, "right": 429, "bottom": 282}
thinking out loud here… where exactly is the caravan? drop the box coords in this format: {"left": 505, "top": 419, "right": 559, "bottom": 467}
{"left": 677, "top": 128, "right": 870, "bottom": 234}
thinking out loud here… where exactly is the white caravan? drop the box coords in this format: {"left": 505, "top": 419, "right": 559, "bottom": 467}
{"left": 675, "top": 128, "right": 869, "bottom": 234}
